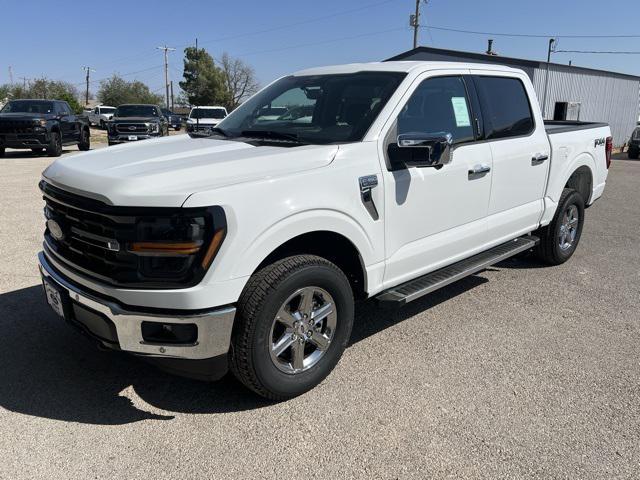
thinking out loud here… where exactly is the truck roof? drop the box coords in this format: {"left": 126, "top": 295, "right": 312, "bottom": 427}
{"left": 293, "top": 61, "right": 524, "bottom": 76}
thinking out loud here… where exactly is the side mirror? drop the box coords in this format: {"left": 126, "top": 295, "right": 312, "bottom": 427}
{"left": 395, "top": 132, "right": 453, "bottom": 167}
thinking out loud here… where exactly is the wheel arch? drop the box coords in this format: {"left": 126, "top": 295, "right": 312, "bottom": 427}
{"left": 565, "top": 165, "right": 593, "bottom": 205}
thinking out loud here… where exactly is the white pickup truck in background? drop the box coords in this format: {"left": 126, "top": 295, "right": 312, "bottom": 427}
{"left": 186, "top": 105, "right": 228, "bottom": 134}
{"left": 87, "top": 105, "right": 116, "bottom": 129}
{"left": 38, "top": 61, "right": 611, "bottom": 400}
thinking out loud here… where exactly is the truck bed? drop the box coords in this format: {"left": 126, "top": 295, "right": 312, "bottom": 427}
{"left": 544, "top": 120, "right": 608, "bottom": 134}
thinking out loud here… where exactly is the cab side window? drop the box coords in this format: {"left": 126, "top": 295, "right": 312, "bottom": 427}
{"left": 473, "top": 76, "right": 533, "bottom": 139}
{"left": 398, "top": 76, "right": 474, "bottom": 144}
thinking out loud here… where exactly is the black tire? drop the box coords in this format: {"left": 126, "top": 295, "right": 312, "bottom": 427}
{"left": 46, "top": 132, "right": 62, "bottom": 157}
{"left": 230, "top": 255, "right": 354, "bottom": 400}
{"left": 78, "top": 128, "right": 90, "bottom": 151}
{"left": 628, "top": 149, "right": 639, "bottom": 160}
{"left": 534, "top": 188, "right": 585, "bottom": 265}
{"left": 100, "top": 120, "right": 106, "bottom": 130}
{"left": 0, "top": 147, "right": 5, "bottom": 157}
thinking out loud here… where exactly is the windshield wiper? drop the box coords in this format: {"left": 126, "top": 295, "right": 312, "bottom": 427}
{"left": 239, "top": 129, "right": 308, "bottom": 144}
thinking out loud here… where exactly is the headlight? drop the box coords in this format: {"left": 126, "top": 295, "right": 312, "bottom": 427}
{"left": 127, "top": 207, "right": 226, "bottom": 281}
{"left": 34, "top": 119, "right": 47, "bottom": 127}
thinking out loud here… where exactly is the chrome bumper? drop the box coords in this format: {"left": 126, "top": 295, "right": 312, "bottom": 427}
{"left": 38, "top": 251, "right": 236, "bottom": 360}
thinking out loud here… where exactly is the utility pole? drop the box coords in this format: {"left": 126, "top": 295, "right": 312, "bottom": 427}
{"left": 82, "top": 66, "right": 95, "bottom": 106}
{"left": 541, "top": 38, "right": 556, "bottom": 119}
{"left": 410, "top": 0, "right": 421, "bottom": 49}
{"left": 170, "top": 80, "right": 175, "bottom": 110}
{"left": 19, "top": 76, "right": 28, "bottom": 89}
{"left": 157, "top": 45, "right": 176, "bottom": 109}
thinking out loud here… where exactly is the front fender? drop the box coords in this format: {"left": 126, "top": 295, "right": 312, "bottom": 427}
{"left": 230, "top": 209, "right": 376, "bottom": 280}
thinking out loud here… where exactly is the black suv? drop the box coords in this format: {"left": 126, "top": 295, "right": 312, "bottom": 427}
{"left": 628, "top": 126, "right": 640, "bottom": 159}
{"left": 161, "top": 108, "right": 183, "bottom": 131}
{"left": 0, "top": 99, "right": 90, "bottom": 157}
{"left": 107, "top": 104, "right": 169, "bottom": 146}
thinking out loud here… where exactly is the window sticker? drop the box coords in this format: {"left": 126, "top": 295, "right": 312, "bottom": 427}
{"left": 451, "top": 97, "right": 471, "bottom": 127}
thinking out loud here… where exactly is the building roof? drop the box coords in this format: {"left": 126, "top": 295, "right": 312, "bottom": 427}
{"left": 386, "top": 46, "right": 640, "bottom": 81}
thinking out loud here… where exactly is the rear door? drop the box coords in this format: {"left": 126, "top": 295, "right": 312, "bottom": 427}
{"left": 471, "top": 72, "right": 550, "bottom": 242}
{"left": 56, "top": 102, "right": 75, "bottom": 143}
{"left": 380, "top": 72, "right": 494, "bottom": 288}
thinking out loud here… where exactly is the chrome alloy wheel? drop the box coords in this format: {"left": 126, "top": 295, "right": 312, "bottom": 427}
{"left": 558, "top": 204, "right": 579, "bottom": 251}
{"left": 269, "top": 286, "right": 337, "bottom": 374}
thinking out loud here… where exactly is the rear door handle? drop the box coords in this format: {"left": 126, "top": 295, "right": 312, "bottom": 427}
{"left": 468, "top": 164, "right": 491, "bottom": 177}
{"left": 532, "top": 153, "right": 549, "bottom": 165}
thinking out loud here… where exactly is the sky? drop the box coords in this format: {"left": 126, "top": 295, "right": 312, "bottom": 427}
{"left": 1, "top": 0, "right": 639, "bottom": 97}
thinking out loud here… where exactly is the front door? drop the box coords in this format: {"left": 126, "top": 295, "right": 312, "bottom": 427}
{"left": 380, "top": 73, "right": 494, "bottom": 288}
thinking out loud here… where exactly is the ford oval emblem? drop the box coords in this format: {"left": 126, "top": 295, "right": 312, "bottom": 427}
{"left": 47, "top": 219, "right": 64, "bottom": 241}
{"left": 128, "top": 126, "right": 136, "bottom": 131}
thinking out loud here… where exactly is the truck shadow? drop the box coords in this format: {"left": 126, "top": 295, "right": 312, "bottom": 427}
{"left": 0, "top": 276, "right": 487, "bottom": 425}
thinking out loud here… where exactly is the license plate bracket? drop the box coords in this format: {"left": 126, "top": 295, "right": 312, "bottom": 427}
{"left": 42, "top": 277, "right": 70, "bottom": 320}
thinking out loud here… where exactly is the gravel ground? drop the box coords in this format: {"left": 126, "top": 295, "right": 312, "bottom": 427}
{"left": 0, "top": 148, "right": 638, "bottom": 479}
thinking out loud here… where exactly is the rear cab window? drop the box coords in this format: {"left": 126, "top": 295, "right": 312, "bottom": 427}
{"left": 472, "top": 76, "right": 534, "bottom": 139}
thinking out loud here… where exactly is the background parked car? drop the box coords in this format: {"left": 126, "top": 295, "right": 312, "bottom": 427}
{"left": 186, "top": 106, "right": 228, "bottom": 134}
{"left": 628, "top": 126, "right": 640, "bottom": 159}
{"left": 107, "top": 104, "right": 168, "bottom": 146}
{"left": 87, "top": 106, "right": 116, "bottom": 129}
{"left": 161, "top": 108, "right": 183, "bottom": 131}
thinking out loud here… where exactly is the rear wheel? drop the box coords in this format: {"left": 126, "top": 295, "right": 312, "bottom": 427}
{"left": 230, "top": 255, "right": 354, "bottom": 400}
{"left": 46, "top": 132, "right": 62, "bottom": 157}
{"left": 535, "top": 188, "right": 585, "bottom": 265}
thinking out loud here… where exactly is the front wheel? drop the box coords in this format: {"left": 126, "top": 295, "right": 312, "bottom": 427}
{"left": 230, "top": 255, "right": 354, "bottom": 400}
{"left": 46, "top": 132, "right": 62, "bottom": 157}
{"left": 78, "top": 128, "right": 90, "bottom": 151}
{"left": 534, "top": 188, "right": 585, "bottom": 265}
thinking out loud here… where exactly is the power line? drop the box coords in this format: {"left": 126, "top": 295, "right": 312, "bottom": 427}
{"left": 422, "top": 25, "right": 640, "bottom": 39}
{"left": 555, "top": 50, "right": 640, "bottom": 54}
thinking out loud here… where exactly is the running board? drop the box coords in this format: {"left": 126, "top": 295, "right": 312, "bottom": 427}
{"left": 376, "top": 236, "right": 539, "bottom": 305}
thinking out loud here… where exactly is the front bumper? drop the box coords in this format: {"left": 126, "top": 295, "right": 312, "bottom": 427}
{"left": 0, "top": 132, "right": 50, "bottom": 149}
{"left": 38, "top": 251, "right": 236, "bottom": 361}
{"left": 108, "top": 133, "right": 158, "bottom": 143}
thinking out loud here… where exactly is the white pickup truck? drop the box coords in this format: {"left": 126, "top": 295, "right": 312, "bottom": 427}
{"left": 38, "top": 61, "right": 611, "bottom": 399}
{"left": 86, "top": 105, "right": 116, "bottom": 129}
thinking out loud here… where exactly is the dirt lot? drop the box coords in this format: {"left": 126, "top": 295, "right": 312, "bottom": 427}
{"left": 0, "top": 148, "right": 638, "bottom": 479}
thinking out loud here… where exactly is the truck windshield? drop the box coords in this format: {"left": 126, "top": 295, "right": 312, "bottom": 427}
{"left": 1, "top": 100, "right": 55, "bottom": 114}
{"left": 115, "top": 105, "right": 158, "bottom": 117}
{"left": 100, "top": 107, "right": 116, "bottom": 114}
{"left": 216, "top": 71, "right": 406, "bottom": 144}
{"left": 191, "top": 108, "right": 226, "bottom": 119}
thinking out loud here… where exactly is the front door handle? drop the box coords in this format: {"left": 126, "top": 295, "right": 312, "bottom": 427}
{"left": 468, "top": 164, "right": 491, "bottom": 177}
{"left": 532, "top": 153, "right": 549, "bottom": 165}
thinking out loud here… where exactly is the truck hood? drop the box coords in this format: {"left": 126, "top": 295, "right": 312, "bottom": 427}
{"left": 42, "top": 134, "right": 339, "bottom": 207}
{"left": 0, "top": 112, "right": 55, "bottom": 121}
{"left": 111, "top": 116, "right": 159, "bottom": 123}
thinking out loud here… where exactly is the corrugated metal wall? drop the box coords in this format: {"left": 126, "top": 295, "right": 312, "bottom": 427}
{"left": 532, "top": 65, "right": 640, "bottom": 146}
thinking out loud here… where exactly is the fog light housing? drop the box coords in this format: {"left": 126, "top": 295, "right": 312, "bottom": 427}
{"left": 141, "top": 322, "right": 198, "bottom": 345}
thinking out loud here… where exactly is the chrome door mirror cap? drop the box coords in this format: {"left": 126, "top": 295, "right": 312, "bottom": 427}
{"left": 396, "top": 131, "right": 453, "bottom": 167}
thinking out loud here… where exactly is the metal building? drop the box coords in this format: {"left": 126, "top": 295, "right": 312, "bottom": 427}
{"left": 386, "top": 46, "right": 640, "bottom": 146}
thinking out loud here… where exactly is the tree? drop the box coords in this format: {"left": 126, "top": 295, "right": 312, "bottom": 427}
{"left": 0, "top": 78, "right": 83, "bottom": 113}
{"left": 220, "top": 52, "right": 259, "bottom": 111}
{"left": 179, "top": 47, "right": 228, "bottom": 106}
{"left": 97, "top": 75, "right": 163, "bottom": 106}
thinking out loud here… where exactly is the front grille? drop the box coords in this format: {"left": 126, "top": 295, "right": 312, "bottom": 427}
{"left": 40, "top": 181, "right": 223, "bottom": 289}
{"left": 0, "top": 120, "right": 35, "bottom": 134}
{"left": 115, "top": 123, "right": 149, "bottom": 133}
